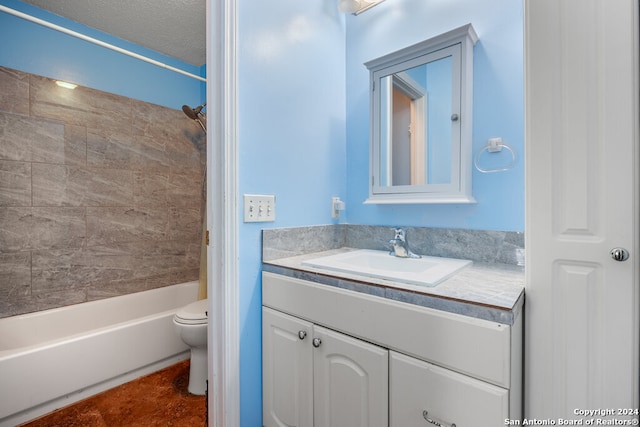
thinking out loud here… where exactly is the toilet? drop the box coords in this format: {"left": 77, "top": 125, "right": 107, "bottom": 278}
{"left": 173, "top": 298, "right": 208, "bottom": 395}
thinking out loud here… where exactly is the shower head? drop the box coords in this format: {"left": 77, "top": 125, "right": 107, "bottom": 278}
{"left": 182, "top": 103, "right": 206, "bottom": 120}
{"left": 182, "top": 103, "right": 207, "bottom": 133}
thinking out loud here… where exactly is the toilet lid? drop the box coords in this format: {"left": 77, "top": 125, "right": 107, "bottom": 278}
{"left": 174, "top": 299, "right": 208, "bottom": 325}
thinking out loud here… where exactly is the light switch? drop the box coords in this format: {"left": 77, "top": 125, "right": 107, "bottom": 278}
{"left": 243, "top": 194, "right": 276, "bottom": 222}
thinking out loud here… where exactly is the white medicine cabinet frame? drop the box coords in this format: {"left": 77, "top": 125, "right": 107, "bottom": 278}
{"left": 365, "top": 24, "right": 478, "bottom": 204}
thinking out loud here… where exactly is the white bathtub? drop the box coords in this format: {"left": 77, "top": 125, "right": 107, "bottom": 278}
{"left": 0, "top": 281, "right": 199, "bottom": 427}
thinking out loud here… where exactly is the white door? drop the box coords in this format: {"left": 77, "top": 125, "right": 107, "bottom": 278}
{"left": 313, "top": 325, "right": 388, "bottom": 427}
{"left": 525, "top": 0, "right": 639, "bottom": 420}
{"left": 262, "top": 308, "right": 314, "bottom": 427}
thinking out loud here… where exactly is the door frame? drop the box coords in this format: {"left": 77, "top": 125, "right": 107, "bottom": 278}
{"left": 206, "top": 0, "right": 240, "bottom": 425}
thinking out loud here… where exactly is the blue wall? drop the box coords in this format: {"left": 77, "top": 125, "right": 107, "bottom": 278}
{"left": 0, "top": 0, "right": 205, "bottom": 108}
{"left": 345, "top": 0, "right": 524, "bottom": 231}
{"left": 237, "top": 0, "right": 346, "bottom": 424}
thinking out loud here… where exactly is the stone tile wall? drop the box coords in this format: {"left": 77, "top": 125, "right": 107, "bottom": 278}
{"left": 263, "top": 224, "right": 525, "bottom": 265}
{"left": 0, "top": 67, "right": 206, "bottom": 318}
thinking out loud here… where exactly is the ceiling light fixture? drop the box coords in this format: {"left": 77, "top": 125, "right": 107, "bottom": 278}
{"left": 338, "top": 0, "right": 385, "bottom": 15}
{"left": 55, "top": 81, "right": 77, "bottom": 90}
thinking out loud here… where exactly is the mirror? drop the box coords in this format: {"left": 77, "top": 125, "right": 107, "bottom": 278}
{"left": 365, "top": 24, "right": 477, "bottom": 204}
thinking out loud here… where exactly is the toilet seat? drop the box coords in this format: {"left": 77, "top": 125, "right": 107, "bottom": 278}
{"left": 174, "top": 299, "right": 208, "bottom": 325}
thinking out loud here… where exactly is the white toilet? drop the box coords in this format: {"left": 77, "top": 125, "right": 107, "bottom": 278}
{"left": 173, "top": 298, "right": 208, "bottom": 395}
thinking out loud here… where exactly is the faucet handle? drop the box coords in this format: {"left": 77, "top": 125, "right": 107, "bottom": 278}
{"left": 392, "top": 227, "right": 406, "bottom": 240}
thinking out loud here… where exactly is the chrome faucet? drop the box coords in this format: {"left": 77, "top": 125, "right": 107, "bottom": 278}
{"left": 389, "top": 228, "right": 421, "bottom": 258}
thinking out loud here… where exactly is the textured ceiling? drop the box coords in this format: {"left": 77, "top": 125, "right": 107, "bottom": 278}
{"left": 22, "top": 0, "right": 206, "bottom": 66}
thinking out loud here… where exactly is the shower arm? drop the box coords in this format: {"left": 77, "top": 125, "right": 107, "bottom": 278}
{"left": 194, "top": 117, "right": 207, "bottom": 133}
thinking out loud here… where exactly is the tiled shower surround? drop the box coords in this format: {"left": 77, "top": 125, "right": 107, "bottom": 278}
{"left": 0, "top": 67, "right": 206, "bottom": 318}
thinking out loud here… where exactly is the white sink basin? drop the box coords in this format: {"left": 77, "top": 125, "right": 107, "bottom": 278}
{"left": 301, "top": 249, "right": 472, "bottom": 287}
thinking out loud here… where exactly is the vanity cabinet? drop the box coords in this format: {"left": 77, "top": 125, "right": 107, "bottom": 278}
{"left": 263, "top": 307, "right": 388, "bottom": 427}
{"left": 262, "top": 271, "right": 522, "bottom": 426}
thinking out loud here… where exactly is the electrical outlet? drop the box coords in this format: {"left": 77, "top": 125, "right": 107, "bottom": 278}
{"left": 243, "top": 194, "right": 276, "bottom": 222}
{"left": 331, "top": 197, "right": 345, "bottom": 219}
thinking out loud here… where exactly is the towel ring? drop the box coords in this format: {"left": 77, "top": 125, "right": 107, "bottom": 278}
{"left": 474, "top": 138, "right": 518, "bottom": 173}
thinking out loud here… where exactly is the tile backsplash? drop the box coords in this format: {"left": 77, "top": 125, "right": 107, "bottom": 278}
{"left": 0, "top": 67, "right": 206, "bottom": 318}
{"left": 263, "top": 224, "right": 524, "bottom": 265}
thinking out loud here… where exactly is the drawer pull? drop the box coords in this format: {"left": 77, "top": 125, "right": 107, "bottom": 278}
{"left": 422, "top": 410, "right": 456, "bottom": 427}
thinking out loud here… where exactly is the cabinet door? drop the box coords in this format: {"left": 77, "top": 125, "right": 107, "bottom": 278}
{"left": 313, "top": 325, "right": 388, "bottom": 427}
{"left": 263, "top": 307, "right": 313, "bottom": 427}
{"left": 390, "top": 351, "right": 509, "bottom": 427}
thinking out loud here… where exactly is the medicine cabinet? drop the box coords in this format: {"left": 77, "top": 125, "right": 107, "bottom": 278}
{"left": 365, "top": 24, "right": 478, "bottom": 204}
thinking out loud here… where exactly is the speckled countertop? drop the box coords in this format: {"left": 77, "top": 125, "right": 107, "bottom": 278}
{"left": 263, "top": 247, "right": 525, "bottom": 325}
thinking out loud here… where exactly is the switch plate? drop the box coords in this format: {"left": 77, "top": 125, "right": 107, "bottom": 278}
{"left": 243, "top": 194, "right": 276, "bottom": 222}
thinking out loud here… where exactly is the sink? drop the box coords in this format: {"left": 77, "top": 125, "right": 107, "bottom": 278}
{"left": 301, "top": 249, "right": 472, "bottom": 287}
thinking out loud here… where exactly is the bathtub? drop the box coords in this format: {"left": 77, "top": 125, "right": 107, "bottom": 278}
{"left": 0, "top": 281, "right": 199, "bottom": 427}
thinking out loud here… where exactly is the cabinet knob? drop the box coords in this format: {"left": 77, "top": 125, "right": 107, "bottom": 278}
{"left": 298, "top": 330, "right": 307, "bottom": 340}
{"left": 422, "top": 410, "right": 456, "bottom": 427}
{"left": 312, "top": 338, "right": 322, "bottom": 348}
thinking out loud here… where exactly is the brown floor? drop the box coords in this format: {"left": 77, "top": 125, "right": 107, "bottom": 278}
{"left": 19, "top": 360, "right": 207, "bottom": 427}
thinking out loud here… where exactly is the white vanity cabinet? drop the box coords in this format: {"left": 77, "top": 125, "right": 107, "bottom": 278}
{"left": 262, "top": 271, "right": 523, "bottom": 427}
{"left": 263, "top": 307, "right": 388, "bottom": 427}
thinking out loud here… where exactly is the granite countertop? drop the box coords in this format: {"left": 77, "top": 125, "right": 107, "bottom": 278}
{"left": 263, "top": 247, "right": 525, "bottom": 325}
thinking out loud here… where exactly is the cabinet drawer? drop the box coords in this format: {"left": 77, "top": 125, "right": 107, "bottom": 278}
{"left": 390, "top": 351, "right": 509, "bottom": 427}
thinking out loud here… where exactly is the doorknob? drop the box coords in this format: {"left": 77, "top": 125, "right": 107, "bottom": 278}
{"left": 312, "top": 338, "right": 322, "bottom": 348}
{"left": 611, "top": 248, "right": 630, "bottom": 262}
